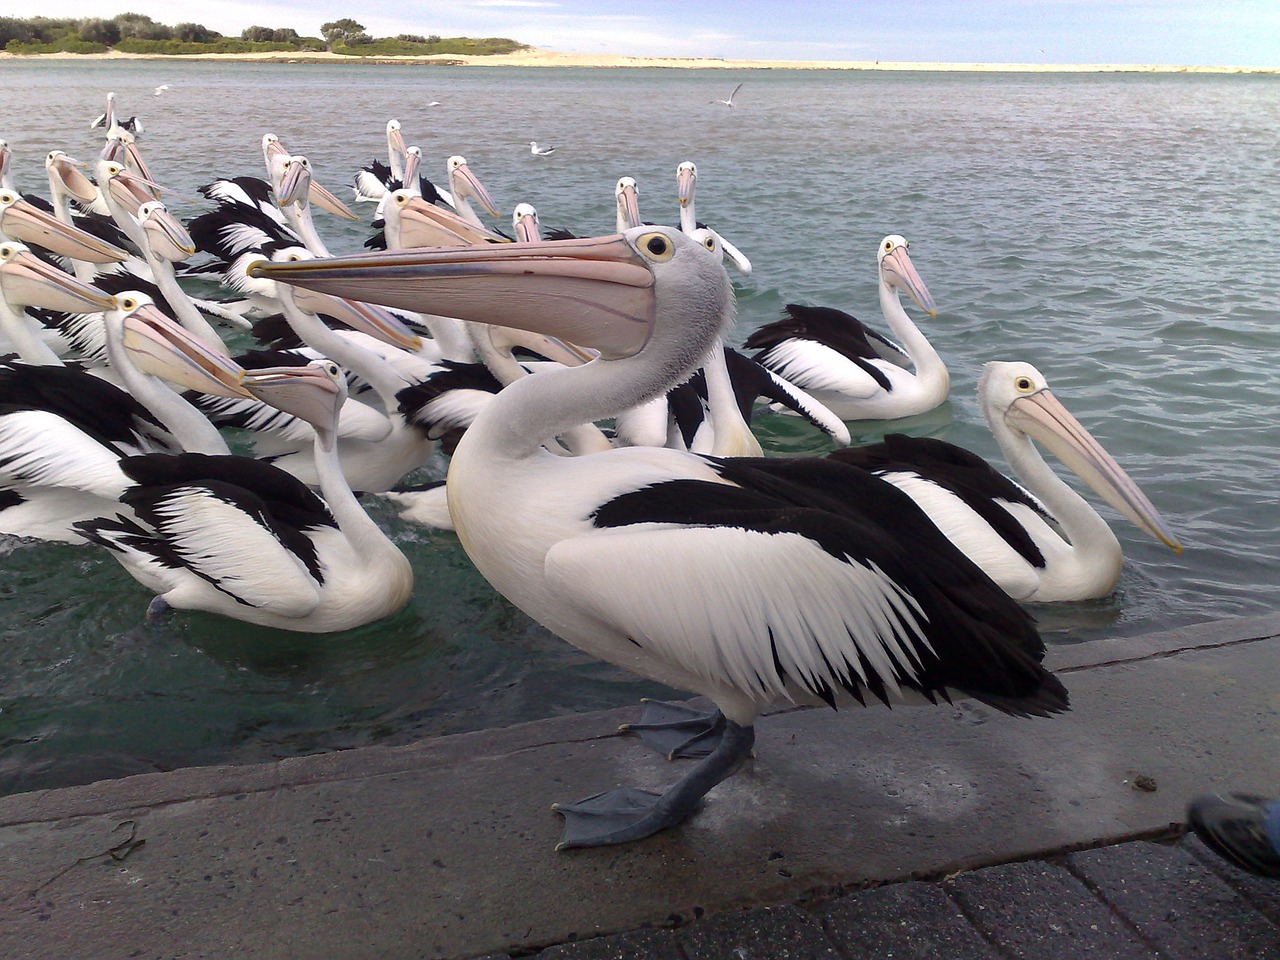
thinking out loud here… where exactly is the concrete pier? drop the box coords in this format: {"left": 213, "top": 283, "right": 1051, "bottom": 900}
{"left": 3, "top": 613, "right": 1279, "bottom": 959}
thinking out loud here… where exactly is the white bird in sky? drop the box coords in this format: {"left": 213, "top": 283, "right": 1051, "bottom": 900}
{"left": 529, "top": 141, "right": 556, "bottom": 156}
{"left": 711, "top": 82, "right": 743, "bottom": 108}
{"left": 153, "top": 84, "right": 171, "bottom": 97}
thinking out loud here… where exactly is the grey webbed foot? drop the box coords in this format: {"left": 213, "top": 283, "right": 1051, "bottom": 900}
{"left": 554, "top": 720, "right": 755, "bottom": 850}
{"left": 145, "top": 595, "right": 170, "bottom": 624}
{"left": 619, "top": 698, "right": 726, "bottom": 759}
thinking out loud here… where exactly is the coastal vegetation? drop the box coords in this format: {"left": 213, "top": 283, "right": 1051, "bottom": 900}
{"left": 0, "top": 14, "right": 525, "bottom": 57}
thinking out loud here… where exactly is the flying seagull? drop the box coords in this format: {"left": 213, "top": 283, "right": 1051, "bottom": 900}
{"left": 530, "top": 141, "right": 556, "bottom": 156}
{"left": 153, "top": 84, "right": 171, "bottom": 97}
{"left": 711, "top": 83, "right": 743, "bottom": 108}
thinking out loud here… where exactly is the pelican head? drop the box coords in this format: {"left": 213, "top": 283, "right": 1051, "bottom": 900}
{"left": 275, "top": 155, "right": 313, "bottom": 208}
{"left": 45, "top": 151, "right": 100, "bottom": 205}
{"left": 0, "top": 241, "right": 116, "bottom": 312}
{"left": 242, "top": 359, "right": 347, "bottom": 449}
{"left": 95, "top": 160, "right": 165, "bottom": 218}
{"left": 512, "top": 203, "right": 541, "bottom": 242}
{"left": 110, "top": 293, "right": 249, "bottom": 398}
{"left": 0, "top": 189, "right": 127, "bottom": 264}
{"left": 676, "top": 161, "right": 697, "bottom": 208}
{"left": 137, "top": 200, "right": 196, "bottom": 262}
{"left": 386, "top": 119, "right": 407, "bottom": 160}
{"left": 250, "top": 225, "right": 732, "bottom": 363}
{"left": 615, "top": 177, "right": 641, "bottom": 231}
{"left": 446, "top": 156, "right": 500, "bottom": 217}
{"left": 877, "top": 235, "right": 936, "bottom": 317}
{"left": 0, "top": 140, "right": 11, "bottom": 189}
{"left": 982, "top": 361, "right": 1181, "bottom": 553}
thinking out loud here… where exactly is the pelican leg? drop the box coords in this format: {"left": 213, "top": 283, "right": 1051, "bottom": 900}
{"left": 619, "top": 698, "right": 726, "bottom": 759}
{"left": 145, "top": 595, "right": 170, "bottom": 624}
{"left": 553, "top": 720, "right": 754, "bottom": 850}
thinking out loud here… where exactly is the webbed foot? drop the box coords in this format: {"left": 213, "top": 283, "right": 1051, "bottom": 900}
{"left": 554, "top": 720, "right": 755, "bottom": 850}
{"left": 145, "top": 595, "right": 170, "bottom": 624}
{"left": 619, "top": 698, "right": 726, "bottom": 759}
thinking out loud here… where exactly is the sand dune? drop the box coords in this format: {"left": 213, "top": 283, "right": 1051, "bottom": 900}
{"left": 0, "top": 46, "right": 1275, "bottom": 73}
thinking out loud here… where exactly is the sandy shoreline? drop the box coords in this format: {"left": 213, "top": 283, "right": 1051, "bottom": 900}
{"left": 0, "top": 47, "right": 1276, "bottom": 73}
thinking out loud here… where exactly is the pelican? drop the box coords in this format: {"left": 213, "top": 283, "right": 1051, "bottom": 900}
{"left": 530, "top": 141, "right": 556, "bottom": 156}
{"left": 0, "top": 292, "right": 253, "bottom": 544}
{"left": 0, "top": 188, "right": 128, "bottom": 267}
{"left": 711, "top": 82, "right": 743, "bottom": 108}
{"left": 253, "top": 225, "right": 1068, "bottom": 849}
{"left": 445, "top": 156, "right": 500, "bottom": 228}
{"left": 75, "top": 360, "right": 413, "bottom": 632}
{"left": 830, "top": 361, "right": 1182, "bottom": 602}
{"left": 675, "top": 162, "right": 751, "bottom": 275}
{"left": 0, "top": 140, "right": 12, "bottom": 192}
{"left": 746, "top": 235, "right": 949, "bottom": 422}
{"left": 90, "top": 92, "right": 143, "bottom": 135}
{"left": 353, "top": 119, "right": 409, "bottom": 204}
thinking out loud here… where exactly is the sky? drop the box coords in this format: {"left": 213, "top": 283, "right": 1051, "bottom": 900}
{"left": 4, "top": 0, "right": 1279, "bottom": 66}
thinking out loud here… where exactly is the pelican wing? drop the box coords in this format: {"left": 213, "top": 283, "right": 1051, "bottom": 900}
{"left": 547, "top": 461, "right": 1067, "bottom": 717}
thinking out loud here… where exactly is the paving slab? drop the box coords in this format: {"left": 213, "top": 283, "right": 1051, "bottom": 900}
{"left": 0, "top": 612, "right": 1278, "bottom": 960}
{"left": 1067, "top": 840, "right": 1280, "bottom": 959}
{"left": 944, "top": 858, "right": 1155, "bottom": 958}
{"left": 819, "top": 881, "right": 1000, "bottom": 960}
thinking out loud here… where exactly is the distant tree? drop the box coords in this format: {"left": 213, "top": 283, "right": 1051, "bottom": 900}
{"left": 344, "top": 31, "right": 372, "bottom": 46}
{"left": 113, "top": 13, "right": 173, "bottom": 41}
{"left": 241, "top": 25, "right": 273, "bottom": 42}
{"left": 427, "top": 35, "right": 441, "bottom": 43}
{"left": 271, "top": 28, "right": 299, "bottom": 42}
{"left": 320, "top": 17, "right": 365, "bottom": 47}
{"left": 174, "top": 22, "right": 218, "bottom": 43}
{"left": 78, "top": 17, "right": 121, "bottom": 45}
{"left": 0, "top": 17, "right": 35, "bottom": 46}
{"left": 395, "top": 33, "right": 426, "bottom": 43}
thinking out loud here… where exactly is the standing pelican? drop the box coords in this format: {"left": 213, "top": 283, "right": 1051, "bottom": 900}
{"left": 253, "top": 226, "right": 1067, "bottom": 849}
{"left": 829, "top": 361, "right": 1182, "bottom": 601}
{"left": 747, "top": 235, "right": 948, "bottom": 422}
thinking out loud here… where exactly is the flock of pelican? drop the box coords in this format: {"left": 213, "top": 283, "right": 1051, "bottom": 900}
{"left": 0, "top": 93, "right": 1183, "bottom": 849}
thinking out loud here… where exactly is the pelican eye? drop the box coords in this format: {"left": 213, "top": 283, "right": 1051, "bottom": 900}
{"left": 884, "top": 240, "right": 894, "bottom": 252}
{"left": 0, "top": 192, "right": 14, "bottom": 204}
{"left": 703, "top": 236, "right": 717, "bottom": 252}
{"left": 0, "top": 244, "right": 16, "bottom": 259}
{"left": 324, "top": 362, "right": 340, "bottom": 376}
{"left": 639, "top": 232, "right": 673, "bottom": 260}
{"left": 287, "top": 253, "right": 303, "bottom": 262}
{"left": 1015, "top": 376, "right": 1035, "bottom": 392}
{"left": 120, "top": 297, "right": 138, "bottom": 310}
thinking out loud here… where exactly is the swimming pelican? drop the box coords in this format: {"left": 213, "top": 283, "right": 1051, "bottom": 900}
{"left": 76, "top": 359, "right": 413, "bottom": 632}
{"left": 0, "top": 290, "right": 253, "bottom": 543}
{"left": 746, "top": 235, "right": 949, "bottom": 422}
{"left": 675, "top": 162, "right": 751, "bottom": 275}
{"left": 90, "top": 92, "right": 143, "bottom": 136}
{"left": 711, "top": 82, "right": 743, "bottom": 108}
{"left": 253, "top": 225, "right": 1068, "bottom": 849}
{"left": 530, "top": 141, "right": 556, "bottom": 156}
{"left": 829, "top": 361, "right": 1182, "bottom": 602}
{"left": 0, "top": 141, "right": 12, "bottom": 192}
{"left": 445, "top": 156, "right": 500, "bottom": 228}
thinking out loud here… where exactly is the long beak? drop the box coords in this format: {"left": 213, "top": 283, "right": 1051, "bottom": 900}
{"left": 121, "top": 303, "right": 251, "bottom": 398}
{"left": 251, "top": 234, "right": 658, "bottom": 360}
{"left": 141, "top": 206, "right": 196, "bottom": 262}
{"left": 241, "top": 363, "right": 343, "bottom": 448}
{"left": 882, "top": 246, "right": 936, "bottom": 317}
{"left": 388, "top": 125, "right": 408, "bottom": 167}
{"left": 122, "top": 141, "right": 158, "bottom": 187}
{"left": 676, "top": 166, "right": 696, "bottom": 208}
{"left": 309, "top": 180, "right": 359, "bottom": 220}
{"left": 1, "top": 197, "right": 128, "bottom": 263}
{"left": 397, "top": 196, "right": 510, "bottom": 247}
{"left": 47, "top": 154, "right": 100, "bottom": 204}
{"left": 454, "top": 161, "right": 500, "bottom": 217}
{"left": 487, "top": 326, "right": 598, "bottom": 366}
{"left": 1006, "top": 389, "right": 1182, "bottom": 553}
{"left": 0, "top": 249, "right": 117, "bottom": 312}
{"left": 616, "top": 181, "right": 641, "bottom": 230}
{"left": 106, "top": 167, "right": 168, "bottom": 217}
{"left": 276, "top": 158, "right": 311, "bottom": 207}
{"left": 289, "top": 285, "right": 423, "bottom": 352}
